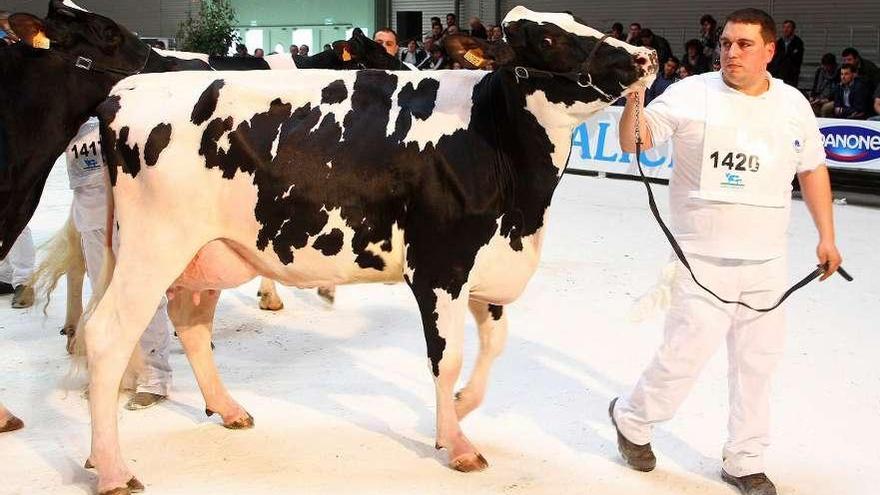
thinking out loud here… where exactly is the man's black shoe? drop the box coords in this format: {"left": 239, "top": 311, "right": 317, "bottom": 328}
{"left": 721, "top": 469, "right": 777, "bottom": 495}
{"left": 609, "top": 397, "right": 656, "bottom": 472}
{"left": 0, "top": 282, "right": 13, "bottom": 295}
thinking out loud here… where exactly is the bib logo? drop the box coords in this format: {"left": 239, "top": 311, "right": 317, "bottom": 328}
{"left": 821, "top": 125, "right": 880, "bottom": 163}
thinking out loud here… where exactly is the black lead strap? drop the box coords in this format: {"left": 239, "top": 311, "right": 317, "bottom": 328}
{"left": 631, "top": 95, "right": 852, "bottom": 313}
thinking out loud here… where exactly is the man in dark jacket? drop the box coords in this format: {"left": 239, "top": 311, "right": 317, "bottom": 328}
{"left": 769, "top": 20, "right": 804, "bottom": 87}
{"left": 841, "top": 47, "right": 880, "bottom": 93}
{"left": 834, "top": 64, "right": 873, "bottom": 119}
{"left": 639, "top": 29, "right": 673, "bottom": 66}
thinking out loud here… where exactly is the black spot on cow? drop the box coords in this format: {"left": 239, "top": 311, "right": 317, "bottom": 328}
{"left": 191, "top": 79, "right": 225, "bottom": 125}
{"left": 488, "top": 304, "right": 503, "bottom": 321}
{"left": 144, "top": 123, "right": 172, "bottom": 166}
{"left": 116, "top": 126, "right": 141, "bottom": 178}
{"left": 321, "top": 80, "right": 347, "bottom": 105}
{"left": 391, "top": 78, "right": 439, "bottom": 142}
{"left": 313, "top": 228, "right": 344, "bottom": 256}
{"left": 97, "top": 95, "right": 123, "bottom": 186}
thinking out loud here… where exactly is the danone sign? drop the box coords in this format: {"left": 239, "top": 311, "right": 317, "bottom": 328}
{"left": 819, "top": 120, "right": 880, "bottom": 170}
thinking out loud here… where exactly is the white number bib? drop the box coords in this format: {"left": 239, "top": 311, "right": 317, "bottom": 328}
{"left": 693, "top": 81, "right": 794, "bottom": 208}
{"left": 66, "top": 118, "right": 105, "bottom": 190}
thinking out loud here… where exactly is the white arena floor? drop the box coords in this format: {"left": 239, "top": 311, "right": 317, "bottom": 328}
{"left": 1, "top": 159, "right": 877, "bottom": 494}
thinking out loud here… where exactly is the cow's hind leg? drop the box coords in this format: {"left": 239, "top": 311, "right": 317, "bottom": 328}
{"left": 455, "top": 301, "right": 508, "bottom": 420}
{"left": 168, "top": 287, "right": 253, "bottom": 428}
{"left": 257, "top": 277, "right": 283, "bottom": 311}
{"left": 412, "top": 283, "right": 488, "bottom": 472}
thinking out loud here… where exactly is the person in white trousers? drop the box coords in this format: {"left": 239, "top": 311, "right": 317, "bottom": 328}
{"left": 0, "top": 226, "right": 35, "bottom": 308}
{"left": 67, "top": 118, "right": 173, "bottom": 410}
{"left": 613, "top": 8, "right": 842, "bottom": 495}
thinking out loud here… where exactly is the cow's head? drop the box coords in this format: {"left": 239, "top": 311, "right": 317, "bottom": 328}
{"left": 445, "top": 7, "right": 656, "bottom": 108}
{"left": 0, "top": 0, "right": 149, "bottom": 257}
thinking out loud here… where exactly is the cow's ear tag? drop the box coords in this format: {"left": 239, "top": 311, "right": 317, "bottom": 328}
{"left": 32, "top": 31, "right": 51, "bottom": 49}
{"left": 342, "top": 47, "right": 352, "bottom": 61}
{"left": 463, "top": 49, "right": 485, "bottom": 68}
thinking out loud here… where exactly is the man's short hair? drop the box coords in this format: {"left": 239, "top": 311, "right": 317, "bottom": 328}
{"left": 783, "top": 19, "right": 796, "bottom": 29}
{"left": 611, "top": 22, "right": 623, "bottom": 32}
{"left": 375, "top": 27, "right": 398, "bottom": 42}
{"left": 840, "top": 63, "right": 855, "bottom": 72}
{"left": 841, "top": 47, "right": 860, "bottom": 59}
{"left": 700, "top": 14, "right": 717, "bottom": 26}
{"left": 630, "top": 22, "right": 641, "bottom": 29}
{"left": 684, "top": 38, "right": 701, "bottom": 51}
{"left": 668, "top": 56, "right": 680, "bottom": 65}
{"left": 639, "top": 28, "right": 654, "bottom": 39}
{"left": 724, "top": 8, "right": 776, "bottom": 44}
{"left": 821, "top": 53, "right": 836, "bottom": 66}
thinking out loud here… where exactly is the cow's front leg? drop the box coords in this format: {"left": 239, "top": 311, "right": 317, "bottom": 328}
{"left": 168, "top": 288, "right": 253, "bottom": 429}
{"left": 412, "top": 283, "right": 488, "bottom": 472}
{"left": 257, "top": 277, "right": 283, "bottom": 311}
{"left": 456, "top": 301, "right": 508, "bottom": 420}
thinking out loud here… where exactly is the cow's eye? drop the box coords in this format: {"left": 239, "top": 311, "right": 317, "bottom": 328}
{"left": 541, "top": 37, "right": 554, "bottom": 48}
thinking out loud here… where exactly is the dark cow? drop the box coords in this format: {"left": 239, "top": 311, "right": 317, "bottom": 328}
{"left": 67, "top": 6, "right": 657, "bottom": 493}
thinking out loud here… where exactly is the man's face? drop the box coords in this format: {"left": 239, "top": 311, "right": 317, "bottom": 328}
{"left": 678, "top": 66, "right": 691, "bottom": 79}
{"left": 663, "top": 60, "right": 678, "bottom": 78}
{"left": 842, "top": 54, "right": 856, "bottom": 66}
{"left": 374, "top": 31, "right": 398, "bottom": 56}
{"left": 432, "top": 25, "right": 443, "bottom": 37}
{"left": 423, "top": 37, "right": 434, "bottom": 51}
{"left": 782, "top": 22, "right": 794, "bottom": 38}
{"left": 407, "top": 40, "right": 417, "bottom": 52}
{"left": 719, "top": 22, "right": 775, "bottom": 88}
{"left": 701, "top": 21, "right": 712, "bottom": 34}
{"left": 629, "top": 24, "right": 640, "bottom": 38}
{"left": 640, "top": 35, "right": 653, "bottom": 47}
{"left": 446, "top": 15, "right": 455, "bottom": 26}
{"left": 491, "top": 26, "right": 503, "bottom": 41}
{"left": 840, "top": 68, "right": 854, "bottom": 85}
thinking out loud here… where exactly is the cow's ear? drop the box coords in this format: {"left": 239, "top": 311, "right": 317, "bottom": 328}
{"left": 9, "top": 13, "right": 50, "bottom": 49}
{"left": 333, "top": 40, "right": 354, "bottom": 62}
{"left": 443, "top": 34, "right": 515, "bottom": 69}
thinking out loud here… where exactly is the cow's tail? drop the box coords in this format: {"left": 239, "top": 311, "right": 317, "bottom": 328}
{"left": 627, "top": 261, "right": 676, "bottom": 323}
{"left": 67, "top": 181, "right": 143, "bottom": 391}
{"left": 28, "top": 208, "right": 85, "bottom": 317}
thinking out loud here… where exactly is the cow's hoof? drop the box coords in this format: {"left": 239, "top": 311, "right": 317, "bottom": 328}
{"left": 449, "top": 452, "right": 488, "bottom": 472}
{"left": 206, "top": 408, "right": 255, "bottom": 429}
{"left": 0, "top": 415, "right": 24, "bottom": 433}
{"left": 258, "top": 294, "right": 283, "bottom": 311}
{"left": 127, "top": 476, "right": 145, "bottom": 493}
{"left": 84, "top": 459, "right": 94, "bottom": 469}
{"left": 317, "top": 286, "right": 335, "bottom": 304}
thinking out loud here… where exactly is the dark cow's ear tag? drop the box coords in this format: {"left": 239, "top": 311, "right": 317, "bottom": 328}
{"left": 463, "top": 49, "right": 486, "bottom": 68}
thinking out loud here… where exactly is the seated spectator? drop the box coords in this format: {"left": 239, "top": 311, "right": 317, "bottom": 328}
{"left": 488, "top": 25, "right": 503, "bottom": 43}
{"left": 289, "top": 44, "right": 298, "bottom": 56}
{"left": 429, "top": 23, "right": 444, "bottom": 42}
{"left": 424, "top": 46, "right": 445, "bottom": 70}
{"left": 833, "top": 64, "right": 873, "bottom": 119}
{"left": 683, "top": 38, "right": 711, "bottom": 74}
{"left": 646, "top": 56, "right": 679, "bottom": 104}
{"left": 869, "top": 84, "right": 880, "bottom": 121}
{"left": 254, "top": 48, "right": 264, "bottom": 58}
{"left": 299, "top": 44, "right": 309, "bottom": 57}
{"left": 609, "top": 22, "right": 625, "bottom": 42}
{"left": 234, "top": 43, "right": 249, "bottom": 57}
{"left": 443, "top": 13, "right": 458, "bottom": 36}
{"left": 451, "top": 61, "right": 463, "bottom": 70}
{"left": 374, "top": 27, "right": 399, "bottom": 57}
{"left": 698, "top": 14, "right": 721, "bottom": 59}
{"left": 626, "top": 22, "right": 642, "bottom": 46}
{"left": 841, "top": 47, "right": 880, "bottom": 92}
{"left": 678, "top": 63, "right": 695, "bottom": 80}
{"left": 469, "top": 17, "right": 487, "bottom": 39}
{"left": 401, "top": 39, "right": 427, "bottom": 66}
{"left": 323, "top": 43, "right": 331, "bottom": 52}
{"left": 639, "top": 28, "right": 672, "bottom": 66}
{"left": 810, "top": 53, "right": 839, "bottom": 117}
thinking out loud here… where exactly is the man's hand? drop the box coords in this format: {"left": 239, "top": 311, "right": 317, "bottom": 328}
{"left": 816, "top": 240, "right": 842, "bottom": 281}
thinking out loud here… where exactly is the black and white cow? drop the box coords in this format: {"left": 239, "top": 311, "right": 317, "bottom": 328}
{"left": 69, "top": 6, "right": 657, "bottom": 493}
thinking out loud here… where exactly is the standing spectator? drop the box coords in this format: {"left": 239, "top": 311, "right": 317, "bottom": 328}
{"left": 626, "top": 23, "right": 642, "bottom": 46}
{"left": 609, "top": 22, "right": 626, "bottom": 42}
{"left": 841, "top": 47, "right": 880, "bottom": 92}
{"left": 234, "top": 43, "right": 249, "bottom": 57}
{"left": 374, "top": 27, "right": 399, "bottom": 57}
{"left": 833, "top": 64, "right": 873, "bottom": 119}
{"left": 699, "top": 14, "right": 721, "bottom": 58}
{"left": 299, "top": 44, "right": 309, "bottom": 57}
{"left": 769, "top": 20, "right": 804, "bottom": 87}
{"left": 401, "top": 39, "right": 427, "bottom": 66}
{"left": 683, "top": 38, "right": 711, "bottom": 74}
{"left": 809, "top": 53, "right": 839, "bottom": 117}
{"left": 0, "top": 227, "right": 34, "bottom": 308}
{"left": 253, "top": 48, "right": 264, "bottom": 58}
{"left": 425, "top": 46, "right": 445, "bottom": 70}
{"left": 640, "top": 29, "right": 673, "bottom": 66}
{"left": 646, "top": 56, "right": 679, "bottom": 104}
{"left": 469, "top": 17, "right": 487, "bottom": 39}
{"left": 869, "top": 85, "right": 880, "bottom": 120}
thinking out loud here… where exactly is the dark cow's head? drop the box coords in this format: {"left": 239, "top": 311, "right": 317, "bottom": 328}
{"left": 0, "top": 0, "right": 149, "bottom": 257}
{"left": 445, "top": 7, "right": 656, "bottom": 106}
{"left": 296, "top": 28, "right": 407, "bottom": 70}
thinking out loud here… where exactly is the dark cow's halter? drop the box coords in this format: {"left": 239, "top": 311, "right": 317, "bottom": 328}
{"left": 49, "top": 42, "right": 152, "bottom": 77}
{"left": 512, "top": 34, "right": 615, "bottom": 101}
